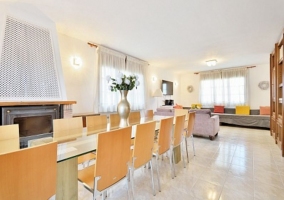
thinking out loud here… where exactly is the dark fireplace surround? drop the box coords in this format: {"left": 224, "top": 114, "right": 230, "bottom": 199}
{"left": 1, "top": 105, "right": 60, "bottom": 148}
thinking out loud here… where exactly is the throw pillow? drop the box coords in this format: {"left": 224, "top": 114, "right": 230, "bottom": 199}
{"left": 235, "top": 106, "right": 250, "bottom": 115}
{"left": 259, "top": 106, "right": 270, "bottom": 115}
{"left": 214, "top": 105, "right": 224, "bottom": 113}
{"left": 173, "top": 103, "right": 183, "bottom": 109}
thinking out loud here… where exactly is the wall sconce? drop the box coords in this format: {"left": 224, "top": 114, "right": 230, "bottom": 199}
{"left": 72, "top": 57, "right": 82, "bottom": 69}
{"left": 206, "top": 59, "right": 217, "bottom": 67}
{"left": 152, "top": 76, "right": 157, "bottom": 82}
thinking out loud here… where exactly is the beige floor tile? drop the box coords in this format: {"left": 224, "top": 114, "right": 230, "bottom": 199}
{"left": 254, "top": 182, "right": 284, "bottom": 200}
{"left": 199, "top": 168, "right": 228, "bottom": 186}
{"left": 219, "top": 188, "right": 254, "bottom": 200}
{"left": 229, "top": 164, "right": 254, "bottom": 179}
{"left": 223, "top": 174, "right": 254, "bottom": 195}
{"left": 190, "top": 179, "right": 222, "bottom": 200}
{"left": 231, "top": 156, "right": 253, "bottom": 168}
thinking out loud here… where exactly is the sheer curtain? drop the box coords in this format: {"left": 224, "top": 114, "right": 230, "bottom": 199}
{"left": 222, "top": 68, "right": 248, "bottom": 107}
{"left": 126, "top": 56, "right": 147, "bottom": 110}
{"left": 199, "top": 68, "right": 249, "bottom": 108}
{"left": 200, "top": 71, "right": 222, "bottom": 107}
{"left": 98, "top": 46, "right": 126, "bottom": 112}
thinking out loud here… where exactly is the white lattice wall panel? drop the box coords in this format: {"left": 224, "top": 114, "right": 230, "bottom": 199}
{"left": 0, "top": 16, "right": 61, "bottom": 100}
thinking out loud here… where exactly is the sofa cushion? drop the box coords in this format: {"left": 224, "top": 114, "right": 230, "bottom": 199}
{"left": 260, "top": 106, "right": 270, "bottom": 115}
{"left": 235, "top": 106, "right": 250, "bottom": 115}
{"left": 214, "top": 105, "right": 224, "bottom": 113}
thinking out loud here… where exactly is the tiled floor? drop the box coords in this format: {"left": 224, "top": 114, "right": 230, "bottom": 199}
{"left": 78, "top": 125, "right": 284, "bottom": 200}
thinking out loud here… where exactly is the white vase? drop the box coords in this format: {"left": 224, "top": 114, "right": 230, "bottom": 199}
{"left": 117, "top": 90, "right": 130, "bottom": 127}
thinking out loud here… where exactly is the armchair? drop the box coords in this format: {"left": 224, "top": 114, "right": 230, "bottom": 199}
{"left": 191, "top": 109, "right": 220, "bottom": 140}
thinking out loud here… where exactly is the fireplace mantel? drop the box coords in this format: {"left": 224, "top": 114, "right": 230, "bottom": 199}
{"left": 0, "top": 101, "right": 76, "bottom": 106}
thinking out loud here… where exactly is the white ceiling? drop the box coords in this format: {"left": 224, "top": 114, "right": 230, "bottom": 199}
{"left": 3, "top": 0, "right": 284, "bottom": 73}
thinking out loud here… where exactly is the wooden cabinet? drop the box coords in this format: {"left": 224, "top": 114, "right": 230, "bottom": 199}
{"left": 270, "top": 32, "right": 284, "bottom": 156}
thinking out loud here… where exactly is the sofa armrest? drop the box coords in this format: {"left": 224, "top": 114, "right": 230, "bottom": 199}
{"left": 210, "top": 115, "right": 220, "bottom": 134}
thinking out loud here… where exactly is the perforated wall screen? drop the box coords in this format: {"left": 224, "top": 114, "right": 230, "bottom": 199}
{"left": 0, "top": 16, "right": 61, "bottom": 100}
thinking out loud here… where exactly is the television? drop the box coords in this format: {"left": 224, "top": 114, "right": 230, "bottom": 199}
{"left": 161, "top": 80, "right": 173, "bottom": 95}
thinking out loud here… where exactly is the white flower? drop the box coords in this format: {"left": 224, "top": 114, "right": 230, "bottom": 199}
{"left": 116, "top": 78, "right": 122, "bottom": 85}
{"left": 108, "top": 85, "right": 112, "bottom": 90}
{"left": 135, "top": 75, "right": 139, "bottom": 80}
{"left": 118, "top": 72, "right": 124, "bottom": 79}
{"left": 106, "top": 75, "right": 111, "bottom": 83}
{"left": 135, "top": 81, "right": 140, "bottom": 87}
{"left": 125, "top": 79, "right": 130, "bottom": 85}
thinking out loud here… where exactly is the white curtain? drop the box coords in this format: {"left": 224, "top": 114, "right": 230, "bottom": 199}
{"left": 222, "top": 68, "right": 248, "bottom": 107}
{"left": 98, "top": 46, "right": 126, "bottom": 112}
{"left": 126, "top": 56, "right": 147, "bottom": 110}
{"left": 199, "top": 68, "right": 249, "bottom": 108}
{"left": 200, "top": 71, "right": 222, "bottom": 107}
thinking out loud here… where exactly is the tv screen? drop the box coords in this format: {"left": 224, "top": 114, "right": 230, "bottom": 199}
{"left": 161, "top": 80, "right": 173, "bottom": 95}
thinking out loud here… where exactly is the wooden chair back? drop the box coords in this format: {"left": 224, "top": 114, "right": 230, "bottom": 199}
{"left": 0, "top": 142, "right": 57, "bottom": 199}
{"left": 129, "top": 111, "right": 141, "bottom": 124}
{"left": 132, "top": 121, "right": 156, "bottom": 169}
{"left": 95, "top": 127, "right": 131, "bottom": 191}
{"left": 144, "top": 110, "right": 154, "bottom": 118}
{"left": 185, "top": 112, "right": 195, "bottom": 138}
{"left": 173, "top": 115, "right": 186, "bottom": 147}
{"left": 86, "top": 115, "right": 107, "bottom": 135}
{"left": 109, "top": 113, "right": 120, "bottom": 129}
{"left": 53, "top": 117, "right": 83, "bottom": 143}
{"left": 0, "top": 124, "right": 19, "bottom": 153}
{"left": 158, "top": 117, "right": 174, "bottom": 155}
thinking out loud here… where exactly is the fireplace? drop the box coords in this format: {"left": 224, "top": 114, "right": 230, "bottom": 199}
{"left": 1, "top": 105, "right": 60, "bottom": 148}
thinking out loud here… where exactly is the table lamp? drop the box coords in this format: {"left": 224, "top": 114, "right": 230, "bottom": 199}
{"left": 153, "top": 89, "right": 163, "bottom": 110}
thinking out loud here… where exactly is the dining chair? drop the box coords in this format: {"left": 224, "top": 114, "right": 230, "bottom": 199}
{"left": 0, "top": 124, "right": 19, "bottom": 153}
{"left": 184, "top": 112, "right": 196, "bottom": 162}
{"left": 109, "top": 113, "right": 120, "bottom": 129}
{"left": 171, "top": 115, "right": 186, "bottom": 177}
{"left": 78, "top": 115, "right": 108, "bottom": 167}
{"left": 153, "top": 116, "right": 174, "bottom": 192}
{"left": 53, "top": 117, "right": 83, "bottom": 143}
{"left": 130, "top": 121, "right": 156, "bottom": 197}
{"left": 129, "top": 111, "right": 141, "bottom": 124}
{"left": 143, "top": 109, "right": 154, "bottom": 118}
{"left": 78, "top": 127, "right": 132, "bottom": 200}
{"left": 0, "top": 142, "right": 57, "bottom": 200}
{"left": 86, "top": 115, "right": 107, "bottom": 136}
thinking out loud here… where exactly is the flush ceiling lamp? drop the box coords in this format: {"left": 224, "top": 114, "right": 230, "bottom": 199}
{"left": 206, "top": 59, "right": 217, "bottom": 67}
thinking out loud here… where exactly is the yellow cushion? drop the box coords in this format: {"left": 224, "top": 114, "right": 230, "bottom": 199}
{"left": 235, "top": 106, "right": 250, "bottom": 115}
{"left": 191, "top": 104, "right": 202, "bottom": 109}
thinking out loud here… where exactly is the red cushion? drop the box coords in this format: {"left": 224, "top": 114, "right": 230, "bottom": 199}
{"left": 214, "top": 105, "right": 224, "bottom": 113}
{"left": 173, "top": 104, "right": 183, "bottom": 109}
{"left": 259, "top": 106, "right": 270, "bottom": 115}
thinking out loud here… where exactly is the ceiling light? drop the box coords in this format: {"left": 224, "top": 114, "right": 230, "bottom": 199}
{"left": 206, "top": 59, "right": 217, "bottom": 67}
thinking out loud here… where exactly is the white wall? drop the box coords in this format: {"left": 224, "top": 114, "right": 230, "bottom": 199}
{"left": 179, "top": 72, "right": 200, "bottom": 107}
{"left": 58, "top": 33, "right": 97, "bottom": 114}
{"left": 249, "top": 64, "right": 270, "bottom": 109}
{"left": 179, "top": 64, "right": 270, "bottom": 109}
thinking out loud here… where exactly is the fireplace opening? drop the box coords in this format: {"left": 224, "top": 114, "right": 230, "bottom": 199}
{"left": 14, "top": 115, "right": 53, "bottom": 137}
{"left": 1, "top": 105, "right": 60, "bottom": 148}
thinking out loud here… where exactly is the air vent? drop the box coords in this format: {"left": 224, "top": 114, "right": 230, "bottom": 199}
{"left": 0, "top": 16, "right": 61, "bottom": 100}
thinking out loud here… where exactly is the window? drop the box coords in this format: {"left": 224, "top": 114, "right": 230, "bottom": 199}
{"left": 98, "top": 46, "right": 146, "bottom": 112}
{"left": 200, "top": 68, "right": 248, "bottom": 108}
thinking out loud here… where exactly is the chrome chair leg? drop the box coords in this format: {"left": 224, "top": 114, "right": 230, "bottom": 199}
{"left": 191, "top": 134, "right": 196, "bottom": 156}
{"left": 155, "top": 155, "right": 161, "bottom": 192}
{"left": 170, "top": 149, "right": 176, "bottom": 178}
{"left": 149, "top": 160, "right": 156, "bottom": 196}
{"left": 184, "top": 136, "right": 189, "bottom": 163}
{"left": 181, "top": 142, "right": 186, "bottom": 168}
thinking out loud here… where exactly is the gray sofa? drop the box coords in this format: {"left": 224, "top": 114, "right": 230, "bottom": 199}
{"left": 207, "top": 108, "right": 270, "bottom": 129}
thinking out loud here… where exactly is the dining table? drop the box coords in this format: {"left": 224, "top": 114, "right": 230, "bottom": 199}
{"left": 55, "top": 115, "right": 175, "bottom": 200}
